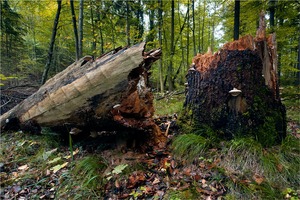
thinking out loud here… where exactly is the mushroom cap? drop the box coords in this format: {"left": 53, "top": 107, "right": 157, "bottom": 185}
{"left": 229, "top": 88, "right": 242, "bottom": 96}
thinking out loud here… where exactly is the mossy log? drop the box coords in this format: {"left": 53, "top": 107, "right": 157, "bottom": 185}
{"left": 0, "top": 42, "right": 166, "bottom": 146}
{"left": 185, "top": 14, "right": 286, "bottom": 146}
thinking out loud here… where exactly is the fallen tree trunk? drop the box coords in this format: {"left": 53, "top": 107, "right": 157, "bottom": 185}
{"left": 1, "top": 42, "right": 166, "bottom": 146}
{"left": 185, "top": 13, "right": 286, "bottom": 146}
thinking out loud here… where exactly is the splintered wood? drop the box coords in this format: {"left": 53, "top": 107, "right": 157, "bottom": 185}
{"left": 193, "top": 13, "right": 278, "bottom": 95}
{"left": 1, "top": 42, "right": 166, "bottom": 146}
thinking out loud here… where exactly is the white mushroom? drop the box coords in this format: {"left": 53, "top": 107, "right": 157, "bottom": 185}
{"left": 229, "top": 88, "right": 242, "bottom": 96}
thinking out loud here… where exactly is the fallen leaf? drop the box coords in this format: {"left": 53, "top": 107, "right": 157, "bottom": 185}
{"left": 46, "top": 169, "right": 51, "bottom": 176}
{"left": 112, "top": 164, "right": 128, "bottom": 175}
{"left": 12, "top": 185, "right": 21, "bottom": 193}
{"left": 206, "top": 196, "right": 212, "bottom": 200}
{"left": 152, "top": 177, "right": 160, "bottom": 185}
{"left": 240, "top": 179, "right": 251, "bottom": 184}
{"left": 64, "top": 148, "right": 79, "bottom": 159}
{"left": 171, "top": 159, "right": 176, "bottom": 168}
{"left": 118, "top": 194, "right": 129, "bottom": 199}
{"left": 183, "top": 168, "right": 191, "bottom": 176}
{"left": 12, "top": 171, "right": 18, "bottom": 177}
{"left": 18, "top": 164, "right": 29, "bottom": 171}
{"left": 43, "top": 148, "right": 57, "bottom": 160}
{"left": 51, "top": 162, "right": 68, "bottom": 173}
{"left": 47, "top": 157, "right": 61, "bottom": 164}
{"left": 115, "top": 180, "right": 120, "bottom": 188}
{"left": 209, "top": 185, "right": 218, "bottom": 192}
{"left": 253, "top": 174, "right": 264, "bottom": 185}
{"left": 194, "top": 174, "right": 201, "bottom": 181}
{"left": 276, "top": 163, "right": 283, "bottom": 172}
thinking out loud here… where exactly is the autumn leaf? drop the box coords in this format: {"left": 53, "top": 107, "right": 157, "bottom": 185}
{"left": 51, "top": 162, "right": 68, "bottom": 173}
{"left": 18, "top": 164, "right": 29, "bottom": 171}
{"left": 253, "top": 174, "right": 264, "bottom": 185}
{"left": 112, "top": 164, "right": 128, "bottom": 175}
{"left": 47, "top": 157, "right": 61, "bottom": 164}
{"left": 64, "top": 148, "right": 79, "bottom": 159}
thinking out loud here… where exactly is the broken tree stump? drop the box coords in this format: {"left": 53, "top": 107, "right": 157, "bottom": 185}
{"left": 0, "top": 42, "right": 166, "bottom": 146}
{"left": 185, "top": 14, "right": 286, "bottom": 146}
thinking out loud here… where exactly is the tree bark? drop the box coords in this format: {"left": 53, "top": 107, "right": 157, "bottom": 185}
{"left": 158, "top": 0, "right": 164, "bottom": 92}
{"left": 96, "top": 3, "right": 104, "bottom": 54}
{"left": 192, "top": 0, "right": 196, "bottom": 56}
{"left": 269, "top": 0, "right": 275, "bottom": 32}
{"left": 41, "top": 0, "right": 62, "bottom": 85}
{"left": 1, "top": 43, "right": 165, "bottom": 146}
{"left": 297, "top": 35, "right": 300, "bottom": 85}
{"left": 78, "top": 0, "right": 84, "bottom": 57}
{"left": 90, "top": 0, "right": 96, "bottom": 55}
{"left": 126, "top": 1, "right": 130, "bottom": 46}
{"left": 70, "top": 0, "right": 79, "bottom": 60}
{"left": 186, "top": 1, "right": 190, "bottom": 70}
{"left": 233, "top": 0, "right": 240, "bottom": 40}
{"left": 167, "top": 0, "right": 175, "bottom": 91}
{"left": 185, "top": 14, "right": 286, "bottom": 146}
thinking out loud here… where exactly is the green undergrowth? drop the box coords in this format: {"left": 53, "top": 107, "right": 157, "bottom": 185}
{"left": 154, "top": 91, "right": 185, "bottom": 116}
{"left": 172, "top": 131, "right": 300, "bottom": 199}
{"left": 281, "top": 85, "right": 300, "bottom": 122}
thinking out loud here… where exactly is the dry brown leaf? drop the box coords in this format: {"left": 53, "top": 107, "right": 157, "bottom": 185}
{"left": 18, "top": 164, "right": 29, "bottom": 171}
{"left": 115, "top": 180, "right": 120, "bottom": 188}
{"left": 152, "top": 177, "right": 160, "bottom": 185}
{"left": 253, "top": 174, "right": 264, "bottom": 185}
{"left": 276, "top": 163, "right": 283, "bottom": 172}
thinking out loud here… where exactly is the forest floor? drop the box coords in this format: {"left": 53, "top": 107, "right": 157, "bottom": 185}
{"left": 0, "top": 86, "right": 299, "bottom": 200}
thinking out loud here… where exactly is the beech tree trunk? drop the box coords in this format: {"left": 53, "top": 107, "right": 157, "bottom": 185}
{"left": 185, "top": 14, "right": 286, "bottom": 146}
{"left": 1, "top": 43, "right": 165, "bottom": 146}
{"left": 41, "top": 0, "right": 62, "bottom": 85}
{"left": 70, "top": 0, "right": 79, "bottom": 61}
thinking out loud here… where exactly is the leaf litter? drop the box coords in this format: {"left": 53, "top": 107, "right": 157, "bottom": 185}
{"left": 1, "top": 114, "right": 299, "bottom": 199}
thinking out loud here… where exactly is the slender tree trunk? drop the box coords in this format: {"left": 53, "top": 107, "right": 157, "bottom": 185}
{"left": 158, "top": 0, "right": 164, "bottom": 92}
{"left": 41, "top": 0, "right": 62, "bottom": 85}
{"left": 192, "top": 0, "right": 196, "bottom": 56}
{"left": 234, "top": 0, "right": 240, "bottom": 40}
{"left": 168, "top": 0, "right": 175, "bottom": 91}
{"left": 96, "top": 3, "right": 104, "bottom": 54}
{"left": 211, "top": 3, "right": 216, "bottom": 53}
{"left": 277, "top": 17, "right": 283, "bottom": 86}
{"left": 269, "top": 0, "right": 275, "bottom": 33}
{"left": 147, "top": 2, "right": 155, "bottom": 47}
{"left": 201, "top": 0, "right": 205, "bottom": 52}
{"left": 296, "top": 35, "right": 300, "bottom": 85}
{"left": 186, "top": 1, "right": 190, "bottom": 70}
{"left": 135, "top": 0, "right": 144, "bottom": 42}
{"left": 90, "top": 1, "right": 96, "bottom": 55}
{"left": 110, "top": 15, "right": 115, "bottom": 49}
{"left": 70, "top": 0, "right": 79, "bottom": 60}
{"left": 126, "top": 1, "right": 130, "bottom": 46}
{"left": 211, "top": 20, "right": 214, "bottom": 53}
{"left": 198, "top": 1, "right": 201, "bottom": 53}
{"left": 78, "top": 0, "right": 84, "bottom": 57}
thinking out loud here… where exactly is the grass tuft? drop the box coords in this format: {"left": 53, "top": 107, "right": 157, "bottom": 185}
{"left": 172, "top": 134, "right": 209, "bottom": 161}
{"left": 73, "top": 156, "right": 107, "bottom": 190}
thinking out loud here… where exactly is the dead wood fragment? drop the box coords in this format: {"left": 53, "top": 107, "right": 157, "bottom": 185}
{"left": 1, "top": 43, "right": 166, "bottom": 146}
